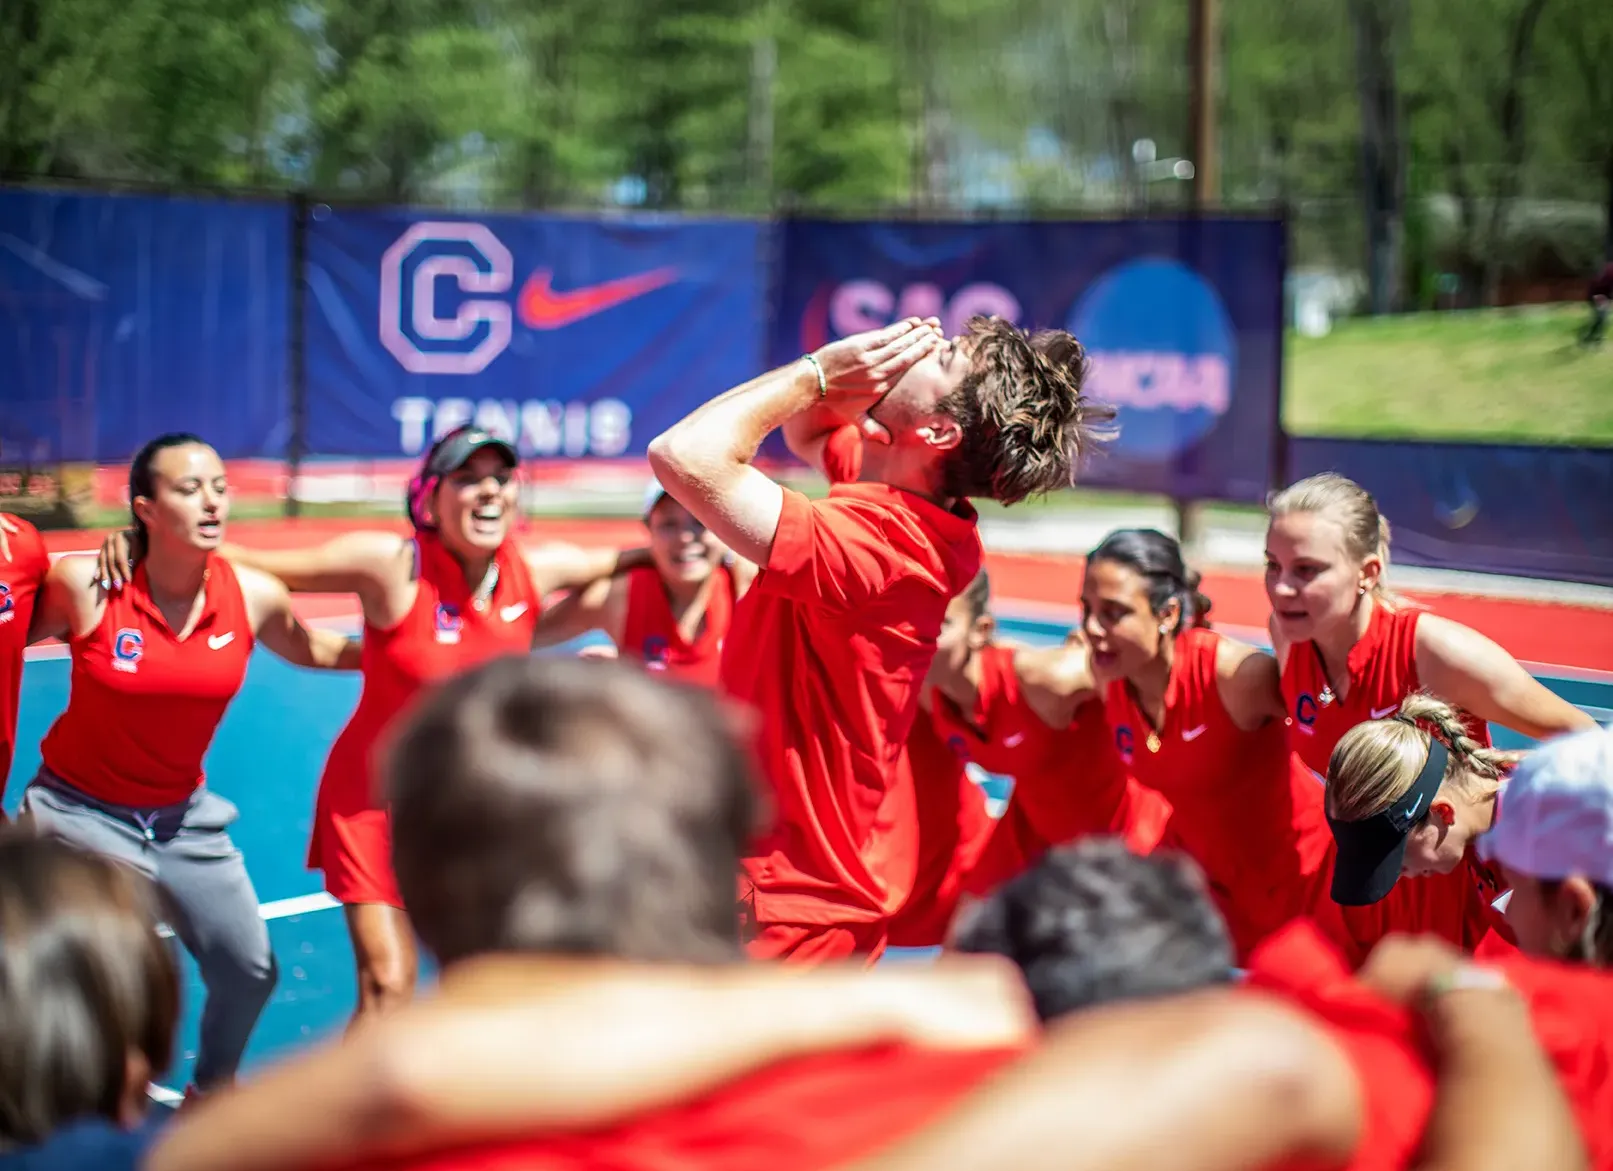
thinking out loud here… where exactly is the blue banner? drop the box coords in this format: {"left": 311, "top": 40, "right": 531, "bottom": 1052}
{"left": 771, "top": 218, "right": 1286, "bottom": 502}
{"left": 304, "top": 209, "right": 765, "bottom": 458}
{"left": 1288, "top": 437, "right": 1613, "bottom": 587}
{"left": 0, "top": 187, "right": 291, "bottom": 464}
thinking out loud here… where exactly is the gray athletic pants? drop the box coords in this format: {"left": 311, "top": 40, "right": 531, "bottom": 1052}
{"left": 21, "top": 770, "right": 278, "bottom": 1089}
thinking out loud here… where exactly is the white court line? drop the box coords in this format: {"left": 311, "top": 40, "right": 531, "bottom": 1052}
{"left": 146, "top": 895, "right": 346, "bottom": 1102}
{"left": 155, "top": 891, "right": 342, "bottom": 939}
{"left": 258, "top": 891, "right": 342, "bottom": 919}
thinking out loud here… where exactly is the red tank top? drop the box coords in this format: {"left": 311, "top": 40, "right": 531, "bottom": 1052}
{"left": 320, "top": 534, "right": 540, "bottom": 803}
{"left": 1326, "top": 786, "right": 1516, "bottom": 968}
{"left": 1, "top": 516, "right": 50, "bottom": 789}
{"left": 1104, "top": 628, "right": 1334, "bottom": 957}
{"left": 930, "top": 645, "right": 1172, "bottom": 864}
{"left": 1329, "top": 846, "right": 1516, "bottom": 968}
{"left": 41, "top": 556, "right": 254, "bottom": 807}
{"left": 619, "top": 564, "right": 734, "bottom": 688}
{"left": 1281, "top": 603, "right": 1492, "bottom": 776}
{"left": 928, "top": 644, "right": 1051, "bottom": 776}
{"left": 887, "top": 707, "right": 994, "bottom": 944}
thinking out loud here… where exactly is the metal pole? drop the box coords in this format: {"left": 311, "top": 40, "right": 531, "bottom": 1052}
{"left": 286, "top": 191, "right": 309, "bottom": 520}
{"left": 1177, "top": 0, "right": 1220, "bottom": 555}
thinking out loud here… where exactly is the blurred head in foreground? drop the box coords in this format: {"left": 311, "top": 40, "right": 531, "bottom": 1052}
{"left": 953, "top": 838, "right": 1237, "bottom": 1021}
{"left": 0, "top": 834, "right": 178, "bottom": 1146}
{"left": 387, "top": 655, "right": 758, "bottom": 967}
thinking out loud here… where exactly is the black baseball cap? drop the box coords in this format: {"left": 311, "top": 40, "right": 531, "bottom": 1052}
{"left": 1327, "top": 739, "right": 1450, "bottom": 906}
{"left": 426, "top": 427, "right": 518, "bottom": 476}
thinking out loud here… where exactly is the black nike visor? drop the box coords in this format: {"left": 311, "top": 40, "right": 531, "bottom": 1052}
{"left": 1327, "top": 740, "right": 1450, "bottom": 907}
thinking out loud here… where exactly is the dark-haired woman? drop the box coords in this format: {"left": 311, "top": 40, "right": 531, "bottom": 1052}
{"left": 101, "top": 426, "right": 647, "bottom": 1023}
{"left": 1080, "top": 528, "right": 1338, "bottom": 961}
{"left": 23, "top": 433, "right": 361, "bottom": 1097}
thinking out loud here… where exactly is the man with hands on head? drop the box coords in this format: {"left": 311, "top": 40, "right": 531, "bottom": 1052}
{"left": 648, "top": 314, "right": 1112, "bottom": 965}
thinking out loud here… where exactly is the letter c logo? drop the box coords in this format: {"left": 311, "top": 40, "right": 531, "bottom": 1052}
{"left": 379, "top": 222, "right": 514, "bottom": 376}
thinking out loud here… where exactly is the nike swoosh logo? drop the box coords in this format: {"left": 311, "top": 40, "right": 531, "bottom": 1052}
{"left": 207, "top": 632, "right": 235, "bottom": 650}
{"left": 500, "top": 603, "right": 529, "bottom": 622}
{"left": 1182, "top": 725, "right": 1208, "bottom": 741}
{"left": 517, "top": 268, "right": 679, "bottom": 329}
{"left": 1370, "top": 705, "right": 1398, "bottom": 719}
{"left": 1003, "top": 732, "right": 1025, "bottom": 747}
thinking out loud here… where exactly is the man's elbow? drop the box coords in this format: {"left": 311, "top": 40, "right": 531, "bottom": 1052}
{"left": 647, "top": 431, "right": 690, "bottom": 488}
{"left": 648, "top": 430, "right": 723, "bottom": 498}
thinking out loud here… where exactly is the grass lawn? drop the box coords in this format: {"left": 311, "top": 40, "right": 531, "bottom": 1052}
{"left": 1284, "top": 304, "right": 1612, "bottom": 446}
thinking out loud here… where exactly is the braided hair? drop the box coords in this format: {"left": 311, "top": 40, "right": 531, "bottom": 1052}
{"left": 1326, "top": 692, "right": 1521, "bottom": 822}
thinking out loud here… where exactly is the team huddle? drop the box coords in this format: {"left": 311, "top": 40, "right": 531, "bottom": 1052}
{"left": 0, "top": 314, "right": 1610, "bottom": 1170}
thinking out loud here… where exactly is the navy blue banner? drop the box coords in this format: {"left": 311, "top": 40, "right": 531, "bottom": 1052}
{"left": 1288, "top": 437, "right": 1613, "bottom": 587}
{"left": 771, "top": 218, "right": 1286, "bottom": 502}
{"left": 0, "top": 187, "right": 291, "bottom": 464}
{"left": 303, "top": 209, "right": 765, "bottom": 458}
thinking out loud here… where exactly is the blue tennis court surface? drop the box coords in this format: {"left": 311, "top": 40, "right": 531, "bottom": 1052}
{"left": 7, "top": 612, "right": 1611, "bottom": 1090}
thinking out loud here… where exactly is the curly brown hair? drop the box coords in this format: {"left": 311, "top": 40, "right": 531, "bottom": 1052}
{"left": 937, "top": 316, "right": 1116, "bottom": 504}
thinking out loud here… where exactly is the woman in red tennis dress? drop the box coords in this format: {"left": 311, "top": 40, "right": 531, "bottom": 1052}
{"left": 101, "top": 426, "right": 646, "bottom": 1022}
{"left": 1264, "top": 472, "right": 1593, "bottom": 960}
{"left": 884, "top": 574, "right": 998, "bottom": 947}
{"left": 1081, "top": 528, "right": 1338, "bottom": 962}
{"left": 533, "top": 480, "right": 755, "bottom": 687}
{"left": 919, "top": 576, "right": 1171, "bottom": 901}
{"left": 25, "top": 432, "right": 358, "bottom": 1094}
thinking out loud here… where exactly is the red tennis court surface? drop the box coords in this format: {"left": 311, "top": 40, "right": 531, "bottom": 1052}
{"left": 41, "top": 517, "right": 1613, "bottom": 673}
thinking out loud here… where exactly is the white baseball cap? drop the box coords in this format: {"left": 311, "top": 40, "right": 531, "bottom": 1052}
{"left": 1479, "top": 725, "right": 1613, "bottom": 887}
{"left": 641, "top": 479, "right": 667, "bottom": 519}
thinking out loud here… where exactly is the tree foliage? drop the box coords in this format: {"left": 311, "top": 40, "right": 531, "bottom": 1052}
{"left": 2, "top": 0, "right": 1607, "bottom": 302}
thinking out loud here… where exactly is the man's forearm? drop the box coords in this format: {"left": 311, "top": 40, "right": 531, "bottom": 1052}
{"left": 646, "top": 361, "right": 819, "bottom": 566}
{"left": 1416, "top": 989, "right": 1586, "bottom": 1171}
{"left": 782, "top": 402, "right": 853, "bottom": 468}
{"left": 652, "top": 360, "right": 818, "bottom": 477}
{"left": 841, "top": 991, "right": 1360, "bottom": 1171}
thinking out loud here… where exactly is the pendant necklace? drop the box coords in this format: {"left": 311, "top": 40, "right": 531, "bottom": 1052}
{"left": 471, "top": 562, "right": 500, "bottom": 612}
